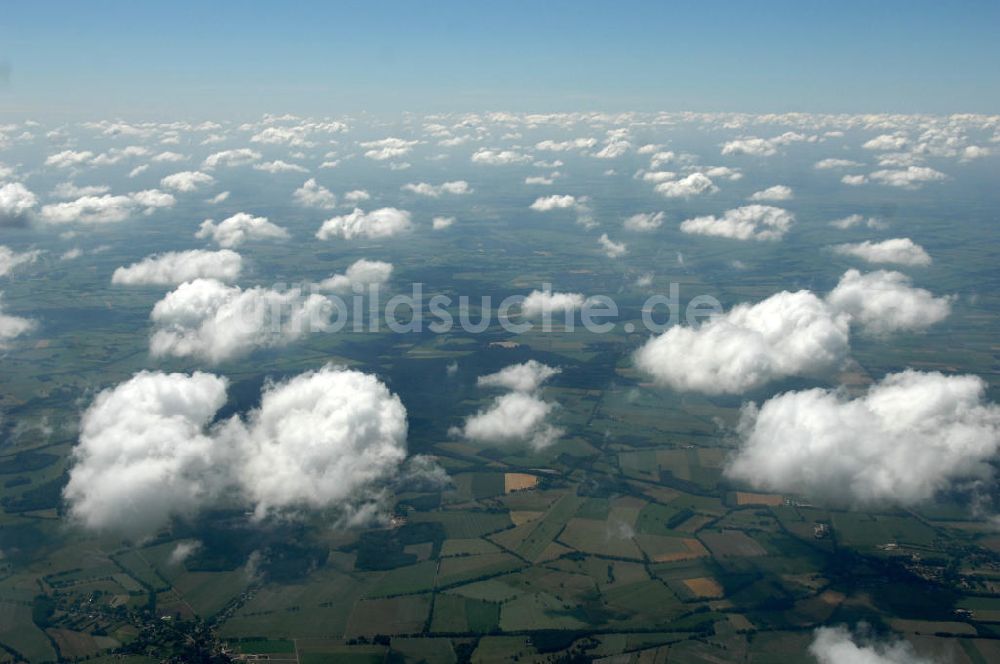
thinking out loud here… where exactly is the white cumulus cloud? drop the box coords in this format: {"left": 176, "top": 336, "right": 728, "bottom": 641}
{"left": 477, "top": 360, "right": 561, "bottom": 393}
{"left": 530, "top": 194, "right": 576, "bottom": 211}
{"left": 293, "top": 178, "right": 337, "bottom": 209}
{"left": 826, "top": 269, "right": 952, "bottom": 336}
{"left": 832, "top": 238, "right": 931, "bottom": 266}
{"left": 0, "top": 182, "right": 39, "bottom": 225}
{"left": 0, "top": 293, "right": 35, "bottom": 348}
{"left": 160, "top": 171, "right": 215, "bottom": 192}
{"left": 471, "top": 148, "right": 531, "bottom": 165}
{"left": 749, "top": 185, "right": 793, "bottom": 201}
{"left": 64, "top": 365, "right": 412, "bottom": 534}
{"left": 253, "top": 160, "right": 308, "bottom": 174}
{"left": 217, "top": 365, "right": 408, "bottom": 519}
{"left": 869, "top": 166, "right": 946, "bottom": 189}
{"left": 402, "top": 180, "right": 471, "bottom": 197}
{"left": 726, "top": 370, "right": 1000, "bottom": 506}
{"left": 623, "top": 211, "right": 664, "bottom": 232}
{"left": 39, "top": 190, "right": 175, "bottom": 225}
{"left": 521, "top": 289, "right": 587, "bottom": 318}
{"left": 655, "top": 172, "right": 717, "bottom": 198}
{"left": 316, "top": 207, "right": 412, "bottom": 240}
{"left": 196, "top": 212, "right": 290, "bottom": 248}
{"left": 0, "top": 245, "right": 42, "bottom": 278}
{"left": 63, "top": 370, "right": 230, "bottom": 534}
{"left": 680, "top": 205, "right": 794, "bottom": 241}
{"left": 452, "top": 361, "right": 562, "bottom": 450}
{"left": 149, "top": 279, "right": 333, "bottom": 363}
{"left": 598, "top": 233, "right": 627, "bottom": 258}
{"left": 112, "top": 249, "right": 243, "bottom": 286}
{"left": 634, "top": 290, "right": 849, "bottom": 394}
{"left": 317, "top": 258, "right": 393, "bottom": 294}
{"left": 202, "top": 148, "right": 262, "bottom": 170}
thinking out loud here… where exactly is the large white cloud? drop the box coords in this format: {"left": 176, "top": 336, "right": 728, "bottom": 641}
{"left": 634, "top": 290, "right": 850, "bottom": 394}
{"left": 63, "top": 371, "right": 230, "bottom": 534}
{"left": 160, "top": 171, "right": 215, "bottom": 192}
{"left": 680, "top": 205, "right": 794, "bottom": 241}
{"left": 0, "top": 245, "right": 42, "bottom": 278}
{"left": 654, "top": 172, "right": 717, "bottom": 198}
{"left": 64, "top": 365, "right": 411, "bottom": 534}
{"left": 318, "top": 258, "right": 393, "bottom": 294}
{"left": 149, "top": 279, "right": 333, "bottom": 363}
{"left": 112, "top": 249, "right": 243, "bottom": 286}
{"left": 0, "top": 182, "right": 38, "bottom": 225}
{"left": 827, "top": 269, "right": 952, "bottom": 336}
{"left": 809, "top": 626, "right": 932, "bottom": 664}
{"left": 196, "top": 212, "right": 290, "bottom": 248}
{"left": 293, "top": 178, "right": 337, "bottom": 209}
{"left": 218, "top": 366, "right": 408, "bottom": 518}
{"left": 832, "top": 238, "right": 931, "bottom": 266}
{"left": 726, "top": 370, "right": 1000, "bottom": 506}
{"left": 39, "top": 190, "right": 175, "bottom": 224}
{"left": 402, "top": 180, "right": 471, "bottom": 197}
{"left": 315, "top": 207, "right": 412, "bottom": 240}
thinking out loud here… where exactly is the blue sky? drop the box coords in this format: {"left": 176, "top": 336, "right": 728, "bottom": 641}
{"left": 1, "top": 0, "right": 998, "bottom": 118}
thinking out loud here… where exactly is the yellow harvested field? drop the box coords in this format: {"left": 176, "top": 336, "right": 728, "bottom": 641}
{"left": 735, "top": 492, "right": 784, "bottom": 506}
{"left": 510, "top": 511, "right": 543, "bottom": 526}
{"left": 682, "top": 577, "right": 724, "bottom": 599}
{"left": 505, "top": 473, "right": 539, "bottom": 493}
{"left": 649, "top": 537, "right": 709, "bottom": 563}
